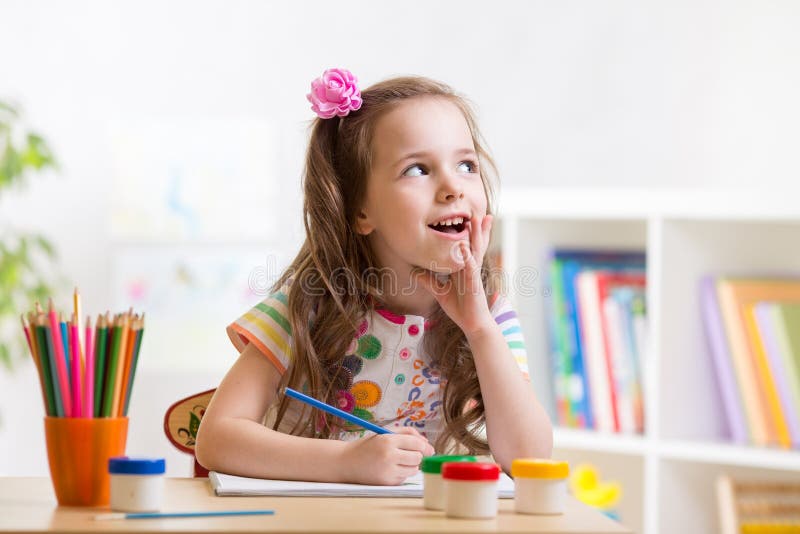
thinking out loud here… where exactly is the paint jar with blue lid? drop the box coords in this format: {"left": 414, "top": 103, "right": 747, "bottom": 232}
{"left": 108, "top": 457, "right": 166, "bottom": 512}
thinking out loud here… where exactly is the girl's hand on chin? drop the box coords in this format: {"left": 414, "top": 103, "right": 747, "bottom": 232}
{"left": 417, "top": 214, "right": 495, "bottom": 338}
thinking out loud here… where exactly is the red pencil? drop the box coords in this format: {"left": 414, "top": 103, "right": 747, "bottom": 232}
{"left": 69, "top": 315, "right": 83, "bottom": 418}
{"left": 21, "top": 314, "right": 34, "bottom": 355}
{"left": 84, "top": 316, "right": 94, "bottom": 419}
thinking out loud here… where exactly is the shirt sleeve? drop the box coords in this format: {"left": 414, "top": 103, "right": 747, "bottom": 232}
{"left": 226, "top": 278, "right": 293, "bottom": 374}
{"left": 489, "top": 293, "right": 530, "bottom": 381}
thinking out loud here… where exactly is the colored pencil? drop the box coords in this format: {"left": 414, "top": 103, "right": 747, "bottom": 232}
{"left": 32, "top": 319, "right": 53, "bottom": 416}
{"left": 20, "top": 315, "right": 50, "bottom": 415}
{"left": 69, "top": 317, "right": 82, "bottom": 417}
{"left": 118, "top": 315, "right": 137, "bottom": 417}
{"left": 94, "top": 510, "right": 275, "bottom": 521}
{"left": 102, "top": 316, "right": 122, "bottom": 417}
{"left": 111, "top": 313, "right": 130, "bottom": 417}
{"left": 21, "top": 314, "right": 48, "bottom": 412}
{"left": 74, "top": 288, "right": 85, "bottom": 376}
{"left": 283, "top": 387, "right": 392, "bottom": 435}
{"left": 93, "top": 314, "right": 108, "bottom": 417}
{"left": 84, "top": 316, "right": 94, "bottom": 419}
{"left": 60, "top": 318, "right": 70, "bottom": 395}
{"left": 26, "top": 312, "right": 40, "bottom": 362}
{"left": 123, "top": 316, "right": 144, "bottom": 416}
{"left": 40, "top": 319, "right": 64, "bottom": 417}
{"left": 47, "top": 300, "right": 71, "bottom": 416}
{"left": 21, "top": 315, "right": 33, "bottom": 355}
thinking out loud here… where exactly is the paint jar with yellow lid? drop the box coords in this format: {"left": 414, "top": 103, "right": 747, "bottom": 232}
{"left": 511, "top": 458, "right": 570, "bottom": 515}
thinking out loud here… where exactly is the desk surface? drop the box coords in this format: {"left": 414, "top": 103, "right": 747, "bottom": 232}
{"left": 0, "top": 477, "right": 631, "bottom": 534}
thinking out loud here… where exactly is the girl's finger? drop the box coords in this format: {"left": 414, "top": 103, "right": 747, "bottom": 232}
{"left": 468, "top": 218, "right": 481, "bottom": 259}
{"left": 483, "top": 215, "right": 493, "bottom": 248}
{"left": 456, "top": 241, "right": 481, "bottom": 295}
{"left": 460, "top": 241, "right": 476, "bottom": 268}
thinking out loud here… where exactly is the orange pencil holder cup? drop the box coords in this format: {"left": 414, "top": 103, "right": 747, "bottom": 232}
{"left": 44, "top": 416, "right": 128, "bottom": 506}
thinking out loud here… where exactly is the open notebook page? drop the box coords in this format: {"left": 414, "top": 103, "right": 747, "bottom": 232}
{"left": 210, "top": 470, "right": 515, "bottom": 498}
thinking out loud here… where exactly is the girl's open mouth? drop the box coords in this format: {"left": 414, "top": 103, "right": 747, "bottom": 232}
{"left": 427, "top": 220, "right": 467, "bottom": 235}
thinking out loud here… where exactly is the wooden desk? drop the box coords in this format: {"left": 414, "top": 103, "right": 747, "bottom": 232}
{"left": 0, "top": 478, "right": 631, "bottom": 533}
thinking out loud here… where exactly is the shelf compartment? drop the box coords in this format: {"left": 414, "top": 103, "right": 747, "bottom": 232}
{"left": 508, "top": 217, "right": 648, "bottom": 424}
{"left": 658, "top": 456, "right": 800, "bottom": 534}
{"left": 658, "top": 219, "right": 800, "bottom": 444}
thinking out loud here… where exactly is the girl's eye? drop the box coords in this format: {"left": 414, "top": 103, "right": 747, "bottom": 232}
{"left": 457, "top": 160, "right": 478, "bottom": 173}
{"left": 402, "top": 164, "right": 427, "bottom": 177}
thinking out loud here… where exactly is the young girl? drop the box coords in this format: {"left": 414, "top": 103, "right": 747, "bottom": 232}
{"left": 195, "top": 69, "right": 552, "bottom": 485}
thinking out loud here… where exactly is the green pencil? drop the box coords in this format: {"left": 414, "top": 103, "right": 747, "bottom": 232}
{"left": 93, "top": 315, "right": 108, "bottom": 417}
{"left": 40, "top": 322, "right": 64, "bottom": 417}
{"left": 33, "top": 321, "right": 56, "bottom": 416}
{"left": 102, "top": 317, "right": 122, "bottom": 417}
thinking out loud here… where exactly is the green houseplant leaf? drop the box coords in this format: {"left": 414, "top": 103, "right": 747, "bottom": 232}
{"left": 0, "top": 100, "right": 60, "bottom": 371}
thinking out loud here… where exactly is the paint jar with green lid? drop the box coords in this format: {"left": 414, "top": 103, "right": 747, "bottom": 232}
{"left": 420, "top": 455, "right": 476, "bottom": 510}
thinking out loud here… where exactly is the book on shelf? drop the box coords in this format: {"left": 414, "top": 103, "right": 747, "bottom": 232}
{"left": 603, "top": 283, "right": 646, "bottom": 434}
{"left": 703, "top": 277, "right": 800, "bottom": 449}
{"left": 700, "top": 276, "right": 748, "bottom": 444}
{"left": 546, "top": 249, "right": 646, "bottom": 433}
{"left": 753, "top": 303, "right": 800, "bottom": 446}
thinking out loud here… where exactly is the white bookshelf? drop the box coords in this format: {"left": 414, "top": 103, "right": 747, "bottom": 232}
{"left": 494, "top": 187, "right": 800, "bottom": 534}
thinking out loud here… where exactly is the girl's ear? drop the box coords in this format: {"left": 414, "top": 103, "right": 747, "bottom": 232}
{"left": 355, "top": 209, "right": 374, "bottom": 235}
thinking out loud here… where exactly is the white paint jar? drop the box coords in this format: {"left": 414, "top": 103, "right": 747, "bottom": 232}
{"left": 420, "top": 455, "right": 476, "bottom": 510}
{"left": 108, "top": 457, "right": 166, "bottom": 512}
{"left": 511, "top": 458, "right": 569, "bottom": 515}
{"left": 442, "top": 462, "right": 500, "bottom": 519}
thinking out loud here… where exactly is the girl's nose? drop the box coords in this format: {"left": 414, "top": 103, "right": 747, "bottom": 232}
{"left": 436, "top": 176, "right": 464, "bottom": 203}
{"left": 441, "top": 190, "right": 464, "bottom": 202}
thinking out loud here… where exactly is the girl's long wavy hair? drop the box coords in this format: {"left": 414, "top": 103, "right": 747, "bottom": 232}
{"left": 271, "top": 76, "right": 500, "bottom": 454}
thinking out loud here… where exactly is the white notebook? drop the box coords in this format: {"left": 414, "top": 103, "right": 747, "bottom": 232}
{"left": 209, "top": 471, "right": 515, "bottom": 498}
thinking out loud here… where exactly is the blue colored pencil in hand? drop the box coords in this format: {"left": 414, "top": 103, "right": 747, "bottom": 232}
{"left": 283, "top": 387, "right": 391, "bottom": 435}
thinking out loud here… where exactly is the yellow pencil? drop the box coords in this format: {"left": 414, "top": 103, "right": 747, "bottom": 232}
{"left": 110, "top": 313, "right": 130, "bottom": 417}
{"left": 117, "top": 315, "right": 139, "bottom": 417}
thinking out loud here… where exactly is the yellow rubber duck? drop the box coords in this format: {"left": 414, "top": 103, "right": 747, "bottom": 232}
{"left": 570, "top": 463, "right": 622, "bottom": 510}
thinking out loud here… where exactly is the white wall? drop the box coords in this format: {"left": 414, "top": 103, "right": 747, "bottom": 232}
{"left": 1, "top": 0, "right": 799, "bottom": 476}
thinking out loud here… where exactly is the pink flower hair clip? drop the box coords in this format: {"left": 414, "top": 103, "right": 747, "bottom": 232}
{"left": 306, "top": 68, "right": 363, "bottom": 119}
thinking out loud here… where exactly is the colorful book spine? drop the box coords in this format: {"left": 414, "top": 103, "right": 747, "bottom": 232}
{"left": 753, "top": 302, "right": 800, "bottom": 447}
{"left": 547, "top": 256, "right": 575, "bottom": 427}
{"left": 741, "top": 302, "right": 791, "bottom": 448}
{"left": 607, "top": 286, "right": 646, "bottom": 434}
{"left": 716, "top": 280, "right": 771, "bottom": 446}
{"left": 700, "top": 277, "right": 748, "bottom": 444}
{"left": 560, "top": 258, "right": 594, "bottom": 428}
{"left": 548, "top": 250, "right": 646, "bottom": 430}
{"left": 602, "top": 295, "right": 631, "bottom": 433}
{"left": 627, "top": 289, "right": 647, "bottom": 433}
{"left": 597, "top": 273, "right": 646, "bottom": 434}
{"left": 576, "top": 270, "right": 616, "bottom": 432}
{"left": 774, "top": 303, "right": 800, "bottom": 448}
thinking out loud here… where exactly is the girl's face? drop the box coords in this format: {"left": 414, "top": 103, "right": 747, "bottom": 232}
{"left": 357, "top": 97, "right": 488, "bottom": 278}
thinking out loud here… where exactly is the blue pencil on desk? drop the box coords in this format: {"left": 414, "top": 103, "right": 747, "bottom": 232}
{"left": 94, "top": 510, "right": 275, "bottom": 520}
{"left": 283, "top": 386, "right": 392, "bottom": 435}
